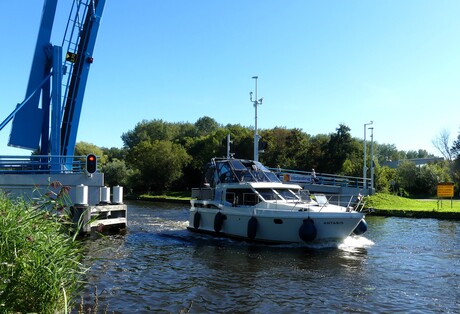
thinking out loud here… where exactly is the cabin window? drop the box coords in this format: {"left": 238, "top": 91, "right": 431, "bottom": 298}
{"left": 264, "top": 171, "right": 281, "bottom": 182}
{"left": 217, "top": 162, "right": 237, "bottom": 183}
{"left": 229, "top": 159, "right": 246, "bottom": 171}
{"left": 226, "top": 188, "right": 260, "bottom": 206}
{"left": 274, "top": 188, "right": 299, "bottom": 201}
{"left": 243, "top": 193, "right": 259, "bottom": 205}
{"left": 226, "top": 192, "right": 236, "bottom": 204}
{"left": 255, "top": 188, "right": 282, "bottom": 201}
{"left": 314, "top": 194, "right": 329, "bottom": 206}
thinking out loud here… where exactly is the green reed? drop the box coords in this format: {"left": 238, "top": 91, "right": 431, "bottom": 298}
{"left": 0, "top": 182, "right": 86, "bottom": 313}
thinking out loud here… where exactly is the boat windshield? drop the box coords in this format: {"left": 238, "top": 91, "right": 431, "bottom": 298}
{"left": 255, "top": 188, "right": 300, "bottom": 202}
{"left": 274, "top": 188, "right": 299, "bottom": 201}
{"left": 255, "top": 188, "right": 282, "bottom": 201}
{"left": 214, "top": 159, "right": 281, "bottom": 184}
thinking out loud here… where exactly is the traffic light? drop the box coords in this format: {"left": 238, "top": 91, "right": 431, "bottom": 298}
{"left": 86, "top": 154, "right": 97, "bottom": 174}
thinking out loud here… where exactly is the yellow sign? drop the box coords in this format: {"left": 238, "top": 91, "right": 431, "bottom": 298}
{"left": 437, "top": 182, "right": 454, "bottom": 198}
{"left": 66, "top": 52, "right": 78, "bottom": 63}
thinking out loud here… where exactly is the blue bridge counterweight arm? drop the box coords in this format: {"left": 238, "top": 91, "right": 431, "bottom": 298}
{"left": 60, "top": 0, "right": 106, "bottom": 157}
{"left": 3, "top": 0, "right": 105, "bottom": 163}
{"left": 8, "top": 0, "right": 58, "bottom": 150}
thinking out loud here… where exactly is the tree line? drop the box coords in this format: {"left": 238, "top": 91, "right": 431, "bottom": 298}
{"left": 74, "top": 116, "right": 459, "bottom": 197}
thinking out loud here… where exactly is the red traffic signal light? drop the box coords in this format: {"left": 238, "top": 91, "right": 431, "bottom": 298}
{"left": 86, "top": 154, "right": 97, "bottom": 174}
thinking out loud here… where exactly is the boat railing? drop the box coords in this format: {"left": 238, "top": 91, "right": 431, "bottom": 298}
{"left": 269, "top": 167, "right": 370, "bottom": 190}
{"left": 312, "top": 194, "right": 363, "bottom": 210}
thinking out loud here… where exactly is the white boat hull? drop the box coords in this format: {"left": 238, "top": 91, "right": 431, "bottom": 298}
{"left": 188, "top": 204, "right": 364, "bottom": 244}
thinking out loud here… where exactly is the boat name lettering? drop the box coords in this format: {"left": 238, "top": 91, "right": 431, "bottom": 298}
{"left": 323, "top": 221, "right": 344, "bottom": 225}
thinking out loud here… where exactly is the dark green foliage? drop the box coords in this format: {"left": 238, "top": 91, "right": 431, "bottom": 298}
{"left": 451, "top": 131, "right": 460, "bottom": 189}
{"left": 126, "top": 140, "right": 191, "bottom": 193}
{"left": 394, "top": 160, "right": 452, "bottom": 196}
{"left": 260, "top": 127, "right": 310, "bottom": 170}
{"left": 322, "top": 124, "right": 354, "bottom": 174}
{"left": 83, "top": 117, "right": 453, "bottom": 196}
{"left": 376, "top": 143, "right": 400, "bottom": 163}
{"left": 102, "top": 159, "right": 130, "bottom": 187}
{"left": 121, "top": 119, "right": 180, "bottom": 149}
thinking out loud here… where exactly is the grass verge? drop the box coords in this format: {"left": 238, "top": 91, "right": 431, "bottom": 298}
{"left": 0, "top": 190, "right": 85, "bottom": 313}
{"left": 366, "top": 193, "right": 460, "bottom": 219}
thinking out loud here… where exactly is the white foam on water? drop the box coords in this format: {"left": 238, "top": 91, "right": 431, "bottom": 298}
{"left": 338, "top": 235, "right": 374, "bottom": 252}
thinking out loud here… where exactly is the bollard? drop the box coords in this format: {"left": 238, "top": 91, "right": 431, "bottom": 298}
{"left": 100, "top": 186, "right": 110, "bottom": 204}
{"left": 75, "top": 184, "right": 88, "bottom": 205}
{"left": 112, "top": 185, "right": 123, "bottom": 204}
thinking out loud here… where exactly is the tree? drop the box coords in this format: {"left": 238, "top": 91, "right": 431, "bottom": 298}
{"left": 376, "top": 143, "right": 400, "bottom": 163}
{"left": 451, "top": 130, "right": 460, "bottom": 187}
{"left": 102, "top": 159, "right": 130, "bottom": 188}
{"left": 395, "top": 160, "right": 447, "bottom": 196}
{"left": 126, "top": 140, "right": 191, "bottom": 193}
{"left": 121, "top": 119, "right": 180, "bottom": 149}
{"left": 102, "top": 146, "right": 128, "bottom": 162}
{"left": 260, "top": 127, "right": 309, "bottom": 170}
{"left": 340, "top": 139, "right": 363, "bottom": 177}
{"left": 74, "top": 141, "right": 107, "bottom": 165}
{"left": 396, "top": 160, "right": 418, "bottom": 195}
{"left": 404, "top": 149, "right": 432, "bottom": 159}
{"left": 323, "top": 124, "right": 353, "bottom": 174}
{"left": 405, "top": 150, "right": 419, "bottom": 159}
{"left": 194, "top": 116, "right": 220, "bottom": 136}
{"left": 225, "top": 124, "right": 254, "bottom": 159}
{"left": 184, "top": 129, "right": 229, "bottom": 188}
{"left": 305, "top": 134, "right": 329, "bottom": 172}
{"left": 432, "top": 129, "right": 452, "bottom": 161}
{"left": 415, "top": 165, "right": 438, "bottom": 195}
{"left": 451, "top": 131, "right": 460, "bottom": 159}
{"left": 375, "top": 165, "right": 397, "bottom": 193}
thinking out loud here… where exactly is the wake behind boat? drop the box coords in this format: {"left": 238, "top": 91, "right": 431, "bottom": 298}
{"left": 188, "top": 157, "right": 367, "bottom": 244}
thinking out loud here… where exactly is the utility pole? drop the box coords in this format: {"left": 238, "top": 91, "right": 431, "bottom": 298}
{"left": 369, "top": 126, "right": 374, "bottom": 191}
{"left": 250, "top": 76, "right": 263, "bottom": 161}
{"left": 363, "top": 121, "right": 373, "bottom": 189}
{"left": 226, "top": 134, "right": 232, "bottom": 159}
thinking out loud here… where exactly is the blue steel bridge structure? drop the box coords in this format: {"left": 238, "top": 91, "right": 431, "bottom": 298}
{"left": 0, "top": 0, "right": 111, "bottom": 210}
{"left": 0, "top": 0, "right": 105, "bottom": 173}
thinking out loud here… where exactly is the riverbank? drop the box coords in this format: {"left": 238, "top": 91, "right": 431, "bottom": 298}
{"left": 366, "top": 193, "right": 460, "bottom": 220}
{"left": 126, "top": 193, "right": 190, "bottom": 204}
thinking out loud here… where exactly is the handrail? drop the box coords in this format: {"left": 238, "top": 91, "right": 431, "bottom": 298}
{"left": 269, "top": 167, "right": 370, "bottom": 190}
{"left": 0, "top": 155, "right": 98, "bottom": 174}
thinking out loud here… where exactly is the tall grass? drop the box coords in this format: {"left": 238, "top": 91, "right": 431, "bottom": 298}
{"left": 0, "top": 183, "right": 86, "bottom": 313}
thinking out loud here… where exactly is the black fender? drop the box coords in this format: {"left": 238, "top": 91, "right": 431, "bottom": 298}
{"left": 247, "top": 216, "right": 258, "bottom": 239}
{"left": 298, "top": 218, "right": 317, "bottom": 242}
{"left": 193, "top": 211, "right": 201, "bottom": 229}
{"left": 353, "top": 219, "right": 368, "bottom": 235}
{"left": 214, "top": 211, "right": 226, "bottom": 233}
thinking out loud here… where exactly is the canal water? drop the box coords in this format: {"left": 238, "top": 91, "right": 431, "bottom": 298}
{"left": 75, "top": 201, "right": 460, "bottom": 313}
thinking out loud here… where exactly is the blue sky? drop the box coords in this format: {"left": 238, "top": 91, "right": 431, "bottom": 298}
{"left": 1, "top": 0, "right": 459, "bottom": 157}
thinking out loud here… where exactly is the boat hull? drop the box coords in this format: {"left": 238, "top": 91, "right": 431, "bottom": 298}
{"left": 188, "top": 206, "right": 365, "bottom": 244}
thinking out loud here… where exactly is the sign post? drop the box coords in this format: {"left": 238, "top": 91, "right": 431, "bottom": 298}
{"left": 437, "top": 182, "right": 454, "bottom": 209}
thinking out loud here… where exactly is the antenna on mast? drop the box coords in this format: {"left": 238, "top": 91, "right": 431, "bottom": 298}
{"left": 250, "top": 76, "right": 263, "bottom": 161}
